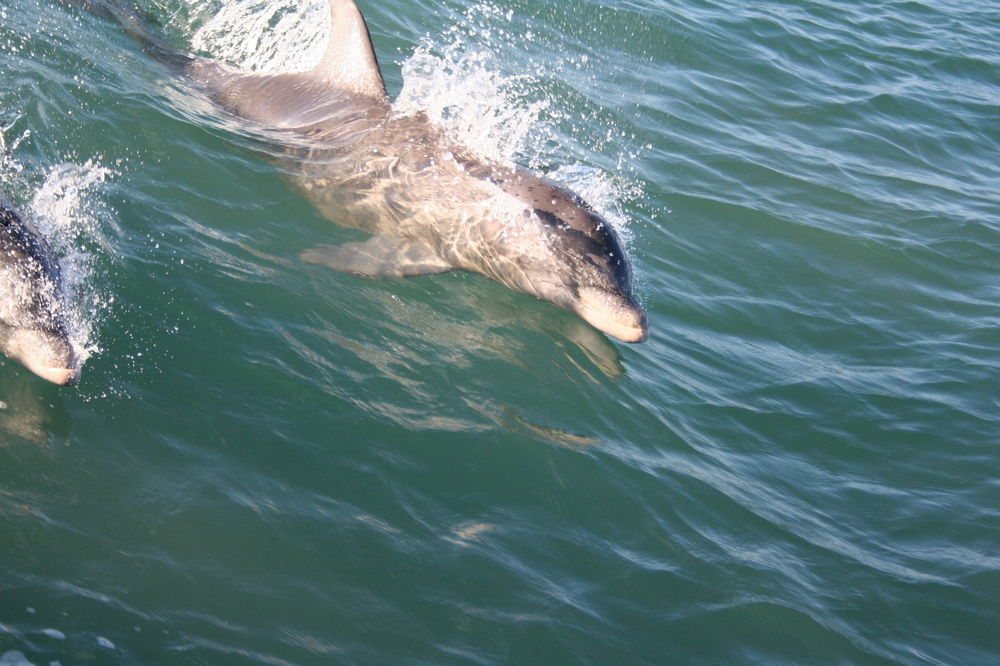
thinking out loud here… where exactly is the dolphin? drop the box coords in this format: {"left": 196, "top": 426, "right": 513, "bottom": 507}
{"left": 69, "top": 0, "right": 650, "bottom": 342}
{"left": 0, "top": 196, "right": 81, "bottom": 385}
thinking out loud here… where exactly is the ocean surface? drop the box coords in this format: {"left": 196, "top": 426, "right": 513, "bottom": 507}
{"left": 1, "top": 0, "right": 998, "bottom": 663}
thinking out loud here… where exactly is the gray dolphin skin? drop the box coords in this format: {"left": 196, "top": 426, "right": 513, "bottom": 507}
{"left": 0, "top": 196, "right": 80, "bottom": 385}
{"left": 72, "top": 0, "right": 650, "bottom": 342}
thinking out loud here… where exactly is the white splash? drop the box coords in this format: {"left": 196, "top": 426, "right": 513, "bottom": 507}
{"left": 394, "top": 1, "right": 590, "bottom": 171}
{"left": 395, "top": 41, "right": 550, "bottom": 167}
{"left": 186, "top": 0, "right": 327, "bottom": 73}
{"left": 29, "top": 161, "right": 117, "bottom": 364}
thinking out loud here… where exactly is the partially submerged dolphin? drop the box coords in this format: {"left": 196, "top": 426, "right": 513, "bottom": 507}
{"left": 71, "top": 0, "right": 650, "bottom": 342}
{"left": 0, "top": 196, "right": 81, "bottom": 385}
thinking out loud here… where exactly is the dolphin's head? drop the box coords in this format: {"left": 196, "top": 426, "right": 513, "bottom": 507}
{"left": 535, "top": 205, "right": 649, "bottom": 343}
{"left": 1, "top": 325, "right": 81, "bottom": 385}
{"left": 490, "top": 170, "right": 649, "bottom": 343}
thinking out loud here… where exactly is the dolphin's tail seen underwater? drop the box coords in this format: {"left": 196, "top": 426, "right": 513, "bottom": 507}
{"left": 60, "top": 0, "right": 650, "bottom": 343}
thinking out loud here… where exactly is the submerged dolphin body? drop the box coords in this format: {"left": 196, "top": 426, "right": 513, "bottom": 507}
{"left": 0, "top": 197, "right": 80, "bottom": 385}
{"left": 75, "top": 0, "right": 650, "bottom": 342}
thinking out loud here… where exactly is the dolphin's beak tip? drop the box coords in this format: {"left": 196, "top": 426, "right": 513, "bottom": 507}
{"left": 617, "top": 321, "right": 650, "bottom": 344}
{"left": 614, "top": 304, "right": 649, "bottom": 343}
{"left": 576, "top": 288, "right": 650, "bottom": 344}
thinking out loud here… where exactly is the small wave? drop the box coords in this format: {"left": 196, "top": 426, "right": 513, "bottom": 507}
{"left": 0, "top": 651, "right": 36, "bottom": 666}
{"left": 0, "top": 116, "right": 31, "bottom": 177}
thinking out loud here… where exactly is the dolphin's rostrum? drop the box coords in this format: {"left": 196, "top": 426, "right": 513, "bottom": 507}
{"left": 0, "top": 195, "right": 81, "bottom": 385}
{"left": 72, "top": 0, "right": 650, "bottom": 342}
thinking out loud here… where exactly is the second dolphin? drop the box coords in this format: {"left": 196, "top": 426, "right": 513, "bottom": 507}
{"left": 1, "top": 195, "right": 81, "bottom": 385}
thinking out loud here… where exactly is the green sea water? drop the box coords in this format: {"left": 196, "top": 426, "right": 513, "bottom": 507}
{"left": 1, "top": 0, "right": 998, "bottom": 663}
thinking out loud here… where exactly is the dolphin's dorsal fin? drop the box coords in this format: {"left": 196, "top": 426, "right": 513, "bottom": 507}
{"left": 312, "top": 0, "right": 387, "bottom": 102}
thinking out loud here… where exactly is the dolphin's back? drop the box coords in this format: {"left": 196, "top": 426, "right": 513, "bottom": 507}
{"left": 0, "top": 199, "right": 62, "bottom": 328}
{"left": 1, "top": 199, "right": 59, "bottom": 283}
